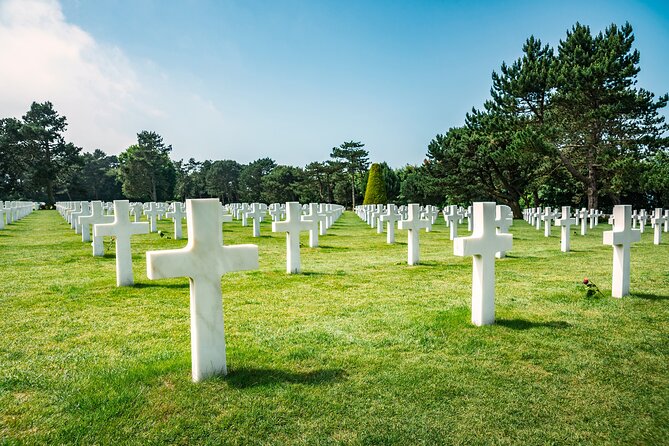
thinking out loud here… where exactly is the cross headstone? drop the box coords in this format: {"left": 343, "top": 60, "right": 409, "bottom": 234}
{"left": 651, "top": 208, "right": 666, "bottom": 245}
{"left": 397, "top": 203, "right": 430, "bottom": 265}
{"left": 541, "top": 207, "right": 557, "bottom": 237}
{"left": 144, "top": 202, "right": 161, "bottom": 233}
{"left": 379, "top": 204, "right": 401, "bottom": 244}
{"left": 246, "top": 203, "right": 265, "bottom": 237}
{"left": 146, "top": 198, "right": 259, "bottom": 382}
{"left": 555, "top": 206, "right": 577, "bottom": 252}
{"left": 534, "top": 207, "right": 542, "bottom": 230}
{"left": 302, "top": 203, "right": 326, "bottom": 247}
{"left": 638, "top": 209, "right": 648, "bottom": 233}
{"left": 453, "top": 202, "right": 513, "bottom": 326}
{"left": 94, "top": 200, "right": 149, "bottom": 286}
{"left": 664, "top": 210, "right": 669, "bottom": 233}
{"left": 129, "top": 202, "right": 143, "bottom": 222}
{"left": 579, "top": 208, "right": 588, "bottom": 235}
{"left": 78, "top": 200, "right": 113, "bottom": 247}
{"left": 272, "top": 202, "right": 313, "bottom": 273}
{"left": 494, "top": 205, "right": 513, "bottom": 258}
{"left": 166, "top": 202, "right": 186, "bottom": 240}
{"left": 603, "top": 205, "right": 641, "bottom": 298}
{"left": 445, "top": 205, "right": 462, "bottom": 241}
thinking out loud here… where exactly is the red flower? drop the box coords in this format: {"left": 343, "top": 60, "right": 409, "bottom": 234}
{"left": 583, "top": 277, "right": 589, "bottom": 285}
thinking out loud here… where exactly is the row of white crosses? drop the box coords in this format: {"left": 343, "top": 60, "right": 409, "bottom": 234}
{"left": 0, "top": 201, "right": 37, "bottom": 229}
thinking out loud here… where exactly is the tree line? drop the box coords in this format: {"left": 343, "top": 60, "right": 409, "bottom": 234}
{"left": 1, "top": 22, "right": 667, "bottom": 214}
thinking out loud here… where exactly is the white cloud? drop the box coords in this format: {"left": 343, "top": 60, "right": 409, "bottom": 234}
{"left": 0, "top": 0, "right": 228, "bottom": 158}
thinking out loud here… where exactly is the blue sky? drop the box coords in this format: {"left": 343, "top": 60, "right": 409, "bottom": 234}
{"left": 1, "top": 0, "right": 667, "bottom": 167}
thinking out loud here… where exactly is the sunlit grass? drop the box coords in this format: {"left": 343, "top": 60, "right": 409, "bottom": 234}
{"left": 1, "top": 209, "right": 668, "bottom": 445}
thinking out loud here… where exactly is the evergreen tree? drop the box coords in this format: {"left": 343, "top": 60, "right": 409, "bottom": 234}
{"left": 330, "top": 141, "right": 369, "bottom": 208}
{"left": 118, "top": 131, "right": 176, "bottom": 202}
{"left": 362, "top": 163, "right": 388, "bottom": 204}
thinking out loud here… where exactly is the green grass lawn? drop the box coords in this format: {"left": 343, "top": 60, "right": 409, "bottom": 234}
{"left": 1, "top": 209, "right": 668, "bottom": 445}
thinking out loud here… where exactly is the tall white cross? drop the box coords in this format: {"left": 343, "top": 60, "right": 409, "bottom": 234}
{"left": 541, "top": 207, "right": 557, "bottom": 237}
{"left": 71, "top": 201, "right": 89, "bottom": 233}
{"left": 272, "top": 202, "right": 314, "bottom": 273}
{"left": 638, "top": 209, "right": 648, "bottom": 233}
{"left": 603, "top": 205, "right": 641, "bottom": 298}
{"left": 494, "top": 205, "right": 513, "bottom": 258}
{"left": 144, "top": 202, "right": 161, "bottom": 233}
{"left": 94, "top": 200, "right": 149, "bottom": 286}
{"left": 445, "top": 205, "right": 462, "bottom": 240}
{"left": 166, "top": 202, "right": 186, "bottom": 240}
{"left": 246, "top": 203, "right": 265, "bottom": 237}
{"left": 397, "top": 203, "right": 430, "bottom": 265}
{"left": 78, "top": 200, "right": 113, "bottom": 246}
{"left": 555, "top": 206, "right": 576, "bottom": 252}
{"left": 129, "top": 202, "right": 143, "bottom": 222}
{"left": 651, "top": 208, "right": 666, "bottom": 245}
{"left": 454, "top": 202, "right": 513, "bottom": 326}
{"left": 379, "top": 204, "right": 401, "bottom": 244}
{"left": 534, "top": 207, "right": 542, "bottom": 230}
{"left": 579, "top": 208, "right": 588, "bottom": 235}
{"left": 302, "top": 203, "right": 326, "bottom": 247}
{"left": 146, "top": 199, "right": 259, "bottom": 382}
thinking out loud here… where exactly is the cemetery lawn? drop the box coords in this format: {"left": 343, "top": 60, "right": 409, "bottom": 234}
{"left": 2, "top": 210, "right": 669, "bottom": 446}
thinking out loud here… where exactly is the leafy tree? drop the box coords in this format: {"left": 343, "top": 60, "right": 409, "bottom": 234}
{"left": 550, "top": 22, "right": 669, "bottom": 208}
{"left": 261, "top": 165, "right": 306, "bottom": 203}
{"left": 75, "top": 149, "right": 123, "bottom": 201}
{"left": 174, "top": 158, "right": 208, "bottom": 201}
{"left": 238, "top": 158, "right": 276, "bottom": 202}
{"left": 0, "top": 117, "right": 27, "bottom": 199}
{"left": 330, "top": 141, "right": 369, "bottom": 208}
{"left": 362, "top": 163, "right": 387, "bottom": 204}
{"left": 397, "top": 164, "right": 443, "bottom": 205}
{"left": 118, "top": 131, "right": 176, "bottom": 202}
{"left": 20, "top": 102, "right": 81, "bottom": 205}
{"left": 304, "top": 161, "right": 342, "bottom": 203}
{"left": 205, "top": 159, "right": 242, "bottom": 203}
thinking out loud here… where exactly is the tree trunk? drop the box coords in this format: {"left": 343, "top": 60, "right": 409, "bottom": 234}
{"left": 351, "top": 174, "right": 356, "bottom": 209}
{"left": 509, "top": 200, "right": 522, "bottom": 219}
{"left": 46, "top": 180, "right": 54, "bottom": 206}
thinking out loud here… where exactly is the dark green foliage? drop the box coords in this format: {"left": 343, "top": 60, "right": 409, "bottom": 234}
{"left": 206, "top": 159, "right": 242, "bottom": 203}
{"left": 238, "top": 158, "right": 276, "bottom": 202}
{"left": 261, "top": 165, "right": 307, "bottom": 203}
{"left": 330, "top": 141, "right": 370, "bottom": 208}
{"left": 117, "top": 131, "right": 176, "bottom": 202}
{"left": 362, "top": 163, "right": 387, "bottom": 204}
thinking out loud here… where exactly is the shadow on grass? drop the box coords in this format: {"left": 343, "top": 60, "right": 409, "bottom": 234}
{"left": 496, "top": 318, "right": 571, "bottom": 330}
{"left": 319, "top": 245, "right": 349, "bottom": 251}
{"left": 133, "top": 282, "right": 191, "bottom": 290}
{"left": 225, "top": 367, "right": 345, "bottom": 388}
{"left": 632, "top": 292, "right": 669, "bottom": 301}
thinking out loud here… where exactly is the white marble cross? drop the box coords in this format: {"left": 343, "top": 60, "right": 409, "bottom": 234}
{"left": 603, "top": 205, "right": 641, "bottom": 298}
{"left": 144, "top": 202, "right": 161, "bottom": 233}
{"left": 166, "top": 202, "right": 186, "bottom": 240}
{"left": 534, "top": 207, "right": 542, "bottom": 230}
{"left": 129, "top": 202, "right": 144, "bottom": 222}
{"left": 397, "top": 203, "right": 430, "bottom": 265}
{"left": 638, "top": 209, "right": 648, "bottom": 233}
{"left": 423, "top": 205, "right": 438, "bottom": 232}
{"left": 541, "top": 207, "right": 557, "bottom": 237}
{"left": 379, "top": 204, "right": 401, "bottom": 244}
{"left": 579, "top": 208, "right": 588, "bottom": 235}
{"left": 445, "top": 205, "right": 462, "bottom": 240}
{"left": 272, "top": 202, "right": 313, "bottom": 273}
{"left": 94, "top": 200, "right": 149, "bottom": 286}
{"left": 664, "top": 210, "right": 669, "bottom": 233}
{"left": 454, "top": 202, "right": 513, "bottom": 326}
{"left": 302, "top": 203, "right": 326, "bottom": 247}
{"left": 71, "top": 201, "right": 89, "bottom": 233}
{"left": 555, "top": 206, "right": 577, "bottom": 252}
{"left": 246, "top": 203, "right": 265, "bottom": 237}
{"left": 78, "top": 200, "right": 113, "bottom": 246}
{"left": 146, "top": 199, "right": 258, "bottom": 382}
{"left": 494, "top": 205, "right": 513, "bottom": 258}
{"left": 651, "top": 208, "right": 666, "bottom": 245}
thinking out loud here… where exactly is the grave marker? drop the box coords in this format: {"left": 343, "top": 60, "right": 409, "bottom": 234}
{"left": 603, "top": 205, "right": 641, "bottom": 298}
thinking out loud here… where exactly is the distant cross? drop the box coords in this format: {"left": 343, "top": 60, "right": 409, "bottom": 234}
{"left": 246, "top": 203, "right": 266, "bottom": 237}
{"left": 423, "top": 205, "right": 438, "bottom": 232}
{"left": 454, "top": 202, "right": 513, "bottom": 326}
{"left": 603, "top": 205, "right": 641, "bottom": 298}
{"left": 375, "top": 205, "right": 386, "bottom": 234}
{"left": 379, "top": 204, "right": 401, "bottom": 244}
{"left": 555, "top": 206, "right": 577, "bottom": 252}
{"left": 467, "top": 205, "right": 475, "bottom": 231}
{"left": 166, "top": 202, "right": 186, "bottom": 240}
{"left": 532, "top": 207, "right": 541, "bottom": 230}
{"left": 588, "top": 209, "right": 597, "bottom": 229}
{"left": 144, "top": 202, "right": 161, "bottom": 233}
{"left": 397, "top": 203, "right": 431, "bottom": 265}
{"left": 146, "top": 199, "right": 259, "bottom": 382}
{"left": 650, "top": 208, "right": 666, "bottom": 245}
{"left": 302, "top": 203, "right": 326, "bottom": 247}
{"left": 494, "top": 205, "right": 513, "bottom": 258}
{"left": 318, "top": 204, "right": 331, "bottom": 235}
{"left": 445, "top": 205, "right": 462, "bottom": 241}
{"left": 272, "top": 202, "right": 314, "bottom": 273}
{"left": 94, "top": 200, "right": 149, "bottom": 286}
{"left": 541, "top": 207, "right": 557, "bottom": 237}
{"left": 71, "top": 201, "right": 89, "bottom": 233}
{"left": 240, "top": 203, "right": 250, "bottom": 226}
{"left": 638, "top": 209, "right": 648, "bottom": 233}
{"left": 579, "top": 208, "right": 588, "bottom": 235}
{"left": 78, "top": 200, "right": 113, "bottom": 248}
{"left": 664, "top": 210, "right": 669, "bottom": 233}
